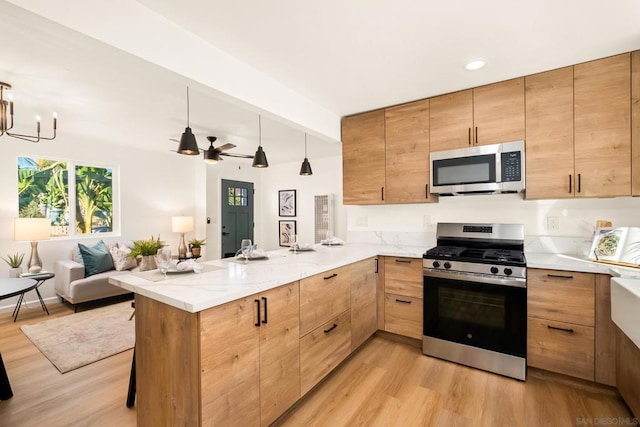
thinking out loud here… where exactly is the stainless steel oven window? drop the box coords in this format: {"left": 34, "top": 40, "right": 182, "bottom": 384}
{"left": 439, "top": 287, "right": 506, "bottom": 329}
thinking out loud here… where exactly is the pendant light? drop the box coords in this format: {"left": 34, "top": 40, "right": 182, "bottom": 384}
{"left": 252, "top": 115, "right": 269, "bottom": 168}
{"left": 299, "top": 133, "right": 313, "bottom": 176}
{"left": 177, "top": 86, "right": 200, "bottom": 155}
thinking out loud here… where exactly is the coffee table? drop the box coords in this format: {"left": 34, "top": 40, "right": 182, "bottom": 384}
{"left": 0, "top": 273, "right": 54, "bottom": 322}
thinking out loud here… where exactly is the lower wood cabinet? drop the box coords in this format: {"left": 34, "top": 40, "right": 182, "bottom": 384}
{"left": 351, "top": 257, "right": 378, "bottom": 351}
{"left": 384, "top": 293, "right": 422, "bottom": 339}
{"left": 135, "top": 282, "right": 300, "bottom": 427}
{"left": 527, "top": 317, "right": 595, "bottom": 381}
{"left": 299, "top": 265, "right": 351, "bottom": 336}
{"left": 300, "top": 310, "right": 352, "bottom": 395}
{"left": 383, "top": 256, "right": 423, "bottom": 339}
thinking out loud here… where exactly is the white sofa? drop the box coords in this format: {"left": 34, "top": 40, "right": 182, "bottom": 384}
{"left": 54, "top": 242, "right": 138, "bottom": 307}
{"left": 54, "top": 259, "right": 133, "bottom": 306}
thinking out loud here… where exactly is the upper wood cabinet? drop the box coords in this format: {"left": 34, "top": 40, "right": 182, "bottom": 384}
{"left": 385, "top": 99, "right": 435, "bottom": 203}
{"left": 342, "top": 110, "right": 386, "bottom": 204}
{"left": 574, "top": 53, "right": 631, "bottom": 198}
{"left": 429, "top": 78, "right": 525, "bottom": 151}
{"left": 525, "top": 66, "right": 575, "bottom": 199}
{"left": 632, "top": 50, "right": 640, "bottom": 196}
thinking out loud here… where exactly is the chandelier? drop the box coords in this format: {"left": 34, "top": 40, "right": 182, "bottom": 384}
{"left": 1, "top": 82, "right": 57, "bottom": 142}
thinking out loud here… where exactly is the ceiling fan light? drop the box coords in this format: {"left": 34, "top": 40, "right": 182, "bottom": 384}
{"left": 203, "top": 148, "right": 220, "bottom": 164}
{"left": 252, "top": 145, "right": 269, "bottom": 168}
{"left": 300, "top": 158, "right": 313, "bottom": 176}
{"left": 177, "top": 127, "right": 200, "bottom": 155}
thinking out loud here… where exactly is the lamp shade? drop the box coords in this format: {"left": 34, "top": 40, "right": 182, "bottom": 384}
{"left": 177, "top": 127, "right": 200, "bottom": 155}
{"left": 252, "top": 145, "right": 269, "bottom": 168}
{"left": 300, "top": 158, "right": 313, "bottom": 176}
{"left": 14, "top": 217, "right": 51, "bottom": 241}
{"left": 172, "top": 216, "right": 194, "bottom": 233}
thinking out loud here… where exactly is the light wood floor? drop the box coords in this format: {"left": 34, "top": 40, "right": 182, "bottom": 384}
{"left": 0, "top": 302, "right": 633, "bottom": 426}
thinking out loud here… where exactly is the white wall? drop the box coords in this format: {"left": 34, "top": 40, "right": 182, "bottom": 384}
{"left": 0, "top": 134, "right": 196, "bottom": 309}
{"left": 260, "top": 156, "right": 346, "bottom": 251}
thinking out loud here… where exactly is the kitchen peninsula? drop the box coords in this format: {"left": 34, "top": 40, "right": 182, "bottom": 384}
{"left": 110, "top": 244, "right": 640, "bottom": 425}
{"left": 109, "top": 243, "right": 421, "bottom": 426}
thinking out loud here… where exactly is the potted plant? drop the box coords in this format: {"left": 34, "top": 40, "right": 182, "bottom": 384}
{"left": 129, "top": 235, "right": 165, "bottom": 271}
{"left": 188, "top": 238, "right": 206, "bottom": 257}
{"left": 2, "top": 253, "right": 24, "bottom": 278}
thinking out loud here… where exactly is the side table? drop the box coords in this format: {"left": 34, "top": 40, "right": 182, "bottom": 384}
{"left": 0, "top": 273, "right": 54, "bottom": 322}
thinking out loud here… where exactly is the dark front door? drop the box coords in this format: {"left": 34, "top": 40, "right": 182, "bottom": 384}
{"left": 221, "top": 179, "right": 254, "bottom": 258}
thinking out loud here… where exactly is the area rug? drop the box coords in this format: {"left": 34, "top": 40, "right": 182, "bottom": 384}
{"left": 20, "top": 301, "right": 135, "bottom": 374}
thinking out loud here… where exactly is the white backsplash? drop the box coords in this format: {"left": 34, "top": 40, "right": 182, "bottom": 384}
{"left": 345, "top": 193, "right": 640, "bottom": 256}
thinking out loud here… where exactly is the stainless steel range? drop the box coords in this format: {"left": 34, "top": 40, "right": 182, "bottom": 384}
{"left": 422, "top": 222, "right": 527, "bottom": 380}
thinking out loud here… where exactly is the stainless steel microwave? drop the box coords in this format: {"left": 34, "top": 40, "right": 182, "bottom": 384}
{"left": 430, "top": 141, "right": 525, "bottom": 195}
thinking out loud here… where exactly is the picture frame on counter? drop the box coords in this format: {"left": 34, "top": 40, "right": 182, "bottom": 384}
{"left": 278, "top": 189, "right": 296, "bottom": 217}
{"left": 279, "top": 220, "right": 296, "bottom": 247}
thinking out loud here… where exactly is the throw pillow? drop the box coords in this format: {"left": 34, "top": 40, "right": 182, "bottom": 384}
{"left": 78, "top": 240, "right": 114, "bottom": 277}
{"left": 109, "top": 244, "right": 137, "bottom": 271}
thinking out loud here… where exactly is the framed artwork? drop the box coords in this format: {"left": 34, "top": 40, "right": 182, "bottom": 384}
{"left": 278, "top": 189, "right": 296, "bottom": 217}
{"left": 279, "top": 220, "right": 296, "bottom": 247}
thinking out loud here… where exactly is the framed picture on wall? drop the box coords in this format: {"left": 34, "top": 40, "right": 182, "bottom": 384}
{"left": 279, "top": 220, "right": 296, "bottom": 247}
{"left": 278, "top": 189, "right": 296, "bottom": 217}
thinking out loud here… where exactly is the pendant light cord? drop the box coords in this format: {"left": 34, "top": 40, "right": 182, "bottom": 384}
{"left": 186, "top": 86, "right": 190, "bottom": 127}
{"left": 259, "top": 115, "right": 262, "bottom": 147}
{"left": 304, "top": 133, "right": 308, "bottom": 157}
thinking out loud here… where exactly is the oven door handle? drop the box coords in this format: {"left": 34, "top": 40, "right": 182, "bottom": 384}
{"left": 423, "top": 269, "right": 526, "bottom": 288}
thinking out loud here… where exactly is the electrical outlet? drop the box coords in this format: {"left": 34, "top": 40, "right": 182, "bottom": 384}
{"left": 547, "top": 216, "right": 559, "bottom": 231}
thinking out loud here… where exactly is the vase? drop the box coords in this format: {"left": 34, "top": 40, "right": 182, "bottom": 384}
{"left": 191, "top": 247, "right": 201, "bottom": 257}
{"left": 139, "top": 255, "right": 157, "bottom": 272}
{"left": 8, "top": 267, "right": 22, "bottom": 278}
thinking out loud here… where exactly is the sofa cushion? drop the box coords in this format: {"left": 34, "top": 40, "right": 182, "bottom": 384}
{"left": 78, "top": 240, "right": 114, "bottom": 277}
{"left": 109, "top": 244, "right": 137, "bottom": 271}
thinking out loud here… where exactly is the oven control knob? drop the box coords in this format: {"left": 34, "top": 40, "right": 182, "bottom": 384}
{"left": 504, "top": 268, "right": 513, "bottom": 276}
{"left": 432, "top": 261, "right": 440, "bottom": 268}
{"left": 490, "top": 266, "right": 499, "bottom": 274}
{"left": 443, "top": 262, "right": 451, "bottom": 269}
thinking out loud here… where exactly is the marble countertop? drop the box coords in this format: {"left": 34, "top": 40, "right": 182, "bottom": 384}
{"left": 110, "top": 242, "right": 640, "bottom": 313}
{"left": 109, "top": 243, "right": 424, "bottom": 313}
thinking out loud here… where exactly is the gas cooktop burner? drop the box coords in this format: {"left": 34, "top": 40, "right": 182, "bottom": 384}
{"left": 483, "top": 249, "right": 525, "bottom": 263}
{"left": 425, "top": 246, "right": 466, "bottom": 258}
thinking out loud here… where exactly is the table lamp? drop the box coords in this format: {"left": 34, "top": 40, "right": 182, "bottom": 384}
{"left": 172, "top": 216, "right": 193, "bottom": 258}
{"left": 14, "top": 217, "right": 51, "bottom": 273}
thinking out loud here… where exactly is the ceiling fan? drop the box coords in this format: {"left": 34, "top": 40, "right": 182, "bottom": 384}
{"left": 170, "top": 136, "right": 254, "bottom": 163}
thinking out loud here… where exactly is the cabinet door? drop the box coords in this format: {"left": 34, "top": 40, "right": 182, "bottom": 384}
{"left": 351, "top": 257, "right": 378, "bottom": 351}
{"left": 259, "top": 282, "right": 300, "bottom": 426}
{"left": 384, "top": 257, "right": 423, "bottom": 299}
{"left": 574, "top": 53, "right": 631, "bottom": 197}
{"left": 525, "top": 67, "right": 575, "bottom": 199}
{"left": 300, "top": 310, "right": 351, "bottom": 395}
{"left": 299, "top": 265, "right": 351, "bottom": 336}
{"left": 632, "top": 51, "right": 640, "bottom": 196}
{"left": 342, "top": 110, "right": 386, "bottom": 204}
{"left": 473, "top": 78, "right": 525, "bottom": 146}
{"left": 595, "top": 275, "right": 616, "bottom": 386}
{"left": 384, "top": 294, "right": 423, "bottom": 339}
{"left": 429, "top": 89, "right": 473, "bottom": 151}
{"left": 527, "top": 269, "right": 595, "bottom": 326}
{"left": 385, "top": 99, "right": 435, "bottom": 203}
{"left": 200, "top": 297, "right": 260, "bottom": 426}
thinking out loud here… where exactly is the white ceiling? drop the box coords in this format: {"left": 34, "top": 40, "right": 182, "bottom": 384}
{"left": 3, "top": 0, "right": 640, "bottom": 164}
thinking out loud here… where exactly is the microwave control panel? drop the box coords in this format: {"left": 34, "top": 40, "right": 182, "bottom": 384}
{"left": 501, "top": 151, "right": 522, "bottom": 182}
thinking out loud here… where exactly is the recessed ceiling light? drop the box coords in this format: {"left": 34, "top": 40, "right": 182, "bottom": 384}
{"left": 465, "top": 59, "right": 487, "bottom": 71}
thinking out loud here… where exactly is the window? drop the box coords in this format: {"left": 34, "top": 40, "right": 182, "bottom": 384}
{"left": 227, "top": 186, "right": 248, "bottom": 206}
{"left": 18, "top": 157, "right": 116, "bottom": 237}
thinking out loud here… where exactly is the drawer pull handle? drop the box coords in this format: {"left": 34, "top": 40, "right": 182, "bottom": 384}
{"left": 395, "top": 299, "right": 411, "bottom": 304}
{"left": 395, "top": 259, "right": 411, "bottom": 264}
{"left": 547, "top": 325, "right": 574, "bottom": 334}
{"left": 547, "top": 274, "right": 574, "bottom": 279}
{"left": 324, "top": 324, "right": 338, "bottom": 334}
{"left": 324, "top": 273, "right": 338, "bottom": 280}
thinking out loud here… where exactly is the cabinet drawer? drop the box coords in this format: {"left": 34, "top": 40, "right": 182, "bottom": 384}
{"left": 300, "top": 310, "right": 351, "bottom": 395}
{"left": 384, "top": 293, "right": 423, "bottom": 340}
{"left": 300, "top": 265, "right": 351, "bottom": 336}
{"left": 527, "top": 317, "right": 595, "bottom": 381}
{"left": 528, "top": 268, "right": 595, "bottom": 326}
{"left": 384, "top": 257, "right": 423, "bottom": 298}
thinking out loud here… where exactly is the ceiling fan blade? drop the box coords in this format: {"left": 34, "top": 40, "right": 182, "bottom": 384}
{"left": 220, "top": 153, "right": 254, "bottom": 159}
{"left": 217, "top": 143, "right": 237, "bottom": 152}
{"left": 169, "top": 138, "right": 180, "bottom": 143}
